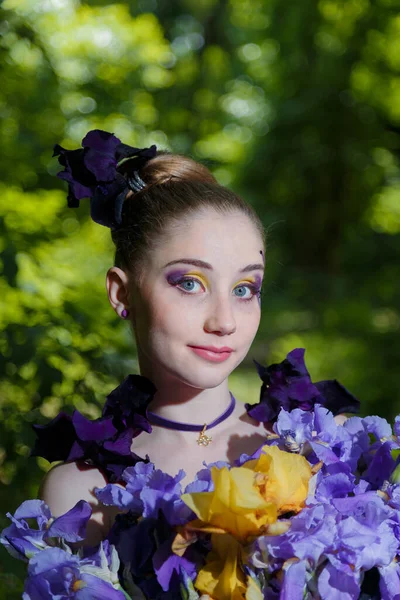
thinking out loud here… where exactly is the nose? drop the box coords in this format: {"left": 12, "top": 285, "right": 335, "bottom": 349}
{"left": 203, "top": 294, "right": 237, "bottom": 336}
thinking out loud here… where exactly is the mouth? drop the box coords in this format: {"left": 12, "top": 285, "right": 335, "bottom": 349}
{"left": 188, "top": 346, "right": 233, "bottom": 363}
{"left": 188, "top": 345, "right": 234, "bottom": 354}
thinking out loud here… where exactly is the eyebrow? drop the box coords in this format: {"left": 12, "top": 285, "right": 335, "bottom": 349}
{"left": 163, "top": 258, "right": 265, "bottom": 273}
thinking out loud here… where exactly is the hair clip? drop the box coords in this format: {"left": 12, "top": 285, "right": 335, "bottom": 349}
{"left": 127, "top": 171, "right": 147, "bottom": 193}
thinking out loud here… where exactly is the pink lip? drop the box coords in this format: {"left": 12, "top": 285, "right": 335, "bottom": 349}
{"left": 188, "top": 346, "right": 233, "bottom": 363}
{"left": 188, "top": 345, "right": 234, "bottom": 353}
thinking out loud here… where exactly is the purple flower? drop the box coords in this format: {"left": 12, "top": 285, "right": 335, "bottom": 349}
{"left": 45, "top": 500, "right": 92, "bottom": 543}
{"left": 96, "top": 462, "right": 193, "bottom": 526}
{"left": 309, "top": 405, "right": 359, "bottom": 470}
{"left": 272, "top": 406, "right": 315, "bottom": 454}
{"left": 314, "top": 379, "right": 361, "bottom": 416}
{"left": 383, "top": 483, "right": 400, "bottom": 511}
{"left": 95, "top": 461, "right": 155, "bottom": 514}
{"left": 108, "top": 511, "right": 201, "bottom": 599}
{"left": 152, "top": 537, "right": 198, "bottom": 592}
{"left": 183, "top": 465, "right": 217, "bottom": 493}
{"left": 331, "top": 496, "right": 397, "bottom": 571}
{"left": 363, "top": 415, "right": 393, "bottom": 441}
{"left": 53, "top": 129, "right": 157, "bottom": 230}
{"left": 363, "top": 441, "right": 397, "bottom": 489}
{"left": 317, "top": 559, "right": 362, "bottom": 600}
{"left": 53, "top": 146, "right": 95, "bottom": 204}
{"left": 141, "top": 469, "right": 189, "bottom": 525}
{"left": 80, "top": 130, "right": 121, "bottom": 182}
{"left": 98, "top": 465, "right": 207, "bottom": 596}
{"left": 31, "top": 374, "right": 156, "bottom": 483}
{"left": 255, "top": 504, "right": 337, "bottom": 569}
{"left": 280, "top": 559, "right": 307, "bottom": 600}
{"left": 245, "top": 349, "right": 320, "bottom": 423}
{"left": 0, "top": 500, "right": 52, "bottom": 560}
{"left": 22, "top": 546, "right": 125, "bottom": 600}
{"left": 379, "top": 561, "right": 400, "bottom": 600}
{"left": 245, "top": 348, "right": 360, "bottom": 425}
{"left": 1, "top": 500, "right": 92, "bottom": 560}
{"left": 313, "top": 466, "right": 355, "bottom": 504}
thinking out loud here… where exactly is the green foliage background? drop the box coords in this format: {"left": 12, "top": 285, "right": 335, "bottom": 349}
{"left": 1, "top": 0, "right": 400, "bottom": 594}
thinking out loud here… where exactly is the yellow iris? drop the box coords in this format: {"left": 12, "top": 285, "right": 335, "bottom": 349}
{"left": 243, "top": 444, "right": 312, "bottom": 515}
{"left": 181, "top": 465, "right": 277, "bottom": 543}
{"left": 195, "top": 533, "right": 246, "bottom": 600}
{"left": 180, "top": 444, "right": 312, "bottom": 600}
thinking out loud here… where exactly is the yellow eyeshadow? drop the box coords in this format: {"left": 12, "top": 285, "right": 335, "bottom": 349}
{"left": 187, "top": 272, "right": 255, "bottom": 289}
{"left": 234, "top": 277, "right": 256, "bottom": 286}
{"left": 186, "top": 271, "right": 209, "bottom": 287}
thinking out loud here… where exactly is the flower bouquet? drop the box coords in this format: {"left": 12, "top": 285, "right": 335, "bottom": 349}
{"left": 2, "top": 348, "right": 400, "bottom": 599}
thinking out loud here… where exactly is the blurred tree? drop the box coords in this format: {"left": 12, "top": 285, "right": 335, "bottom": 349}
{"left": 1, "top": 0, "right": 400, "bottom": 594}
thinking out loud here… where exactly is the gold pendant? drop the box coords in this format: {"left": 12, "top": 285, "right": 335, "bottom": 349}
{"left": 197, "top": 424, "right": 212, "bottom": 446}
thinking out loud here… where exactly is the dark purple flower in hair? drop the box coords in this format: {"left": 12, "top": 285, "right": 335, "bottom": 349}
{"left": 80, "top": 130, "right": 121, "bottom": 182}
{"left": 53, "top": 129, "right": 157, "bottom": 230}
{"left": 246, "top": 348, "right": 360, "bottom": 425}
{"left": 31, "top": 374, "right": 156, "bottom": 483}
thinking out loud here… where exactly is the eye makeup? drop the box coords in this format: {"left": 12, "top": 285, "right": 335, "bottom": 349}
{"left": 166, "top": 269, "right": 209, "bottom": 287}
{"left": 166, "top": 269, "right": 263, "bottom": 304}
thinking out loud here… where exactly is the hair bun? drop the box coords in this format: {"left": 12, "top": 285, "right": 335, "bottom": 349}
{"left": 138, "top": 151, "right": 217, "bottom": 187}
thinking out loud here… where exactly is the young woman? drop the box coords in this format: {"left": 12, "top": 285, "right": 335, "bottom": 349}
{"left": 36, "top": 130, "right": 347, "bottom": 547}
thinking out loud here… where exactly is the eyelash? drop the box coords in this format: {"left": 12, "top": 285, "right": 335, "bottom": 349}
{"left": 172, "top": 277, "right": 262, "bottom": 303}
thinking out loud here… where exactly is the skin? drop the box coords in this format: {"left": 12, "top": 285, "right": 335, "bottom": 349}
{"left": 39, "top": 207, "right": 346, "bottom": 546}
{"left": 107, "top": 209, "right": 269, "bottom": 483}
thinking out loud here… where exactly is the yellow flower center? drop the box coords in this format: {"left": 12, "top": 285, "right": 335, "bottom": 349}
{"left": 72, "top": 579, "right": 87, "bottom": 592}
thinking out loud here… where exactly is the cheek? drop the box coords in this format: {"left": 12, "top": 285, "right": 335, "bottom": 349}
{"left": 146, "top": 295, "right": 192, "bottom": 339}
{"left": 139, "top": 287, "right": 261, "bottom": 343}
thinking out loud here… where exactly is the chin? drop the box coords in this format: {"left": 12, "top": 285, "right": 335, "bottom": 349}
{"left": 162, "top": 362, "right": 229, "bottom": 390}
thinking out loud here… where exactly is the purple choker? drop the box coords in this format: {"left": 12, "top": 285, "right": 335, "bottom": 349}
{"left": 146, "top": 392, "right": 236, "bottom": 446}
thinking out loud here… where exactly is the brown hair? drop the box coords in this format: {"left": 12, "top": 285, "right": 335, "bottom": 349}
{"left": 111, "top": 151, "right": 266, "bottom": 286}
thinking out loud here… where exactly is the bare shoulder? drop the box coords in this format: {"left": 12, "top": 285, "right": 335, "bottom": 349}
{"left": 39, "top": 461, "right": 120, "bottom": 546}
{"left": 334, "top": 413, "right": 349, "bottom": 425}
{"left": 39, "top": 460, "right": 108, "bottom": 513}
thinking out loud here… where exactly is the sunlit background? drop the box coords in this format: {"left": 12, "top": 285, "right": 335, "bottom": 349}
{"left": 1, "top": 0, "right": 400, "bottom": 593}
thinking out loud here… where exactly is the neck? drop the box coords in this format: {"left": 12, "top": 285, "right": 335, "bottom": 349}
{"left": 147, "top": 383, "right": 232, "bottom": 424}
{"left": 137, "top": 345, "right": 235, "bottom": 424}
{"left": 139, "top": 361, "right": 232, "bottom": 425}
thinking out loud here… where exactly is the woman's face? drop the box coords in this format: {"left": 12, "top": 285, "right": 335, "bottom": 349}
{"left": 125, "top": 209, "right": 264, "bottom": 390}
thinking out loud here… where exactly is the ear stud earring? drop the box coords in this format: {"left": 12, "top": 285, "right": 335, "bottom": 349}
{"left": 121, "top": 308, "right": 129, "bottom": 319}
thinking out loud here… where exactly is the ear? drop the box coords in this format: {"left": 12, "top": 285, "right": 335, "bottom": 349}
{"left": 105, "top": 267, "right": 133, "bottom": 322}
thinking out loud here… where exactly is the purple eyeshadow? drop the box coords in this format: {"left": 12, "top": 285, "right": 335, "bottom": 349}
{"left": 166, "top": 269, "right": 188, "bottom": 285}
{"left": 253, "top": 274, "right": 263, "bottom": 289}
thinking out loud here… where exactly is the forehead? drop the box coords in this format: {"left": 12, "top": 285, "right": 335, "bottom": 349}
{"left": 151, "top": 209, "right": 264, "bottom": 270}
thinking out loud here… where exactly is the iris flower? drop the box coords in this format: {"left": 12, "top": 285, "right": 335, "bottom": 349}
{"left": 180, "top": 446, "right": 312, "bottom": 600}
{"left": 22, "top": 546, "right": 126, "bottom": 600}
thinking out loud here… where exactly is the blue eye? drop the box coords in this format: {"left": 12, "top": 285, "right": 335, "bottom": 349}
{"left": 180, "top": 279, "right": 202, "bottom": 292}
{"left": 174, "top": 277, "right": 260, "bottom": 303}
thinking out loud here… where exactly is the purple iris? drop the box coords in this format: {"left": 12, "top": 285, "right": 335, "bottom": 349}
{"left": 22, "top": 546, "right": 125, "bottom": 600}
{"left": 96, "top": 463, "right": 208, "bottom": 594}
{"left": 108, "top": 510, "right": 201, "bottom": 598}
{"left": 31, "top": 374, "right": 156, "bottom": 483}
{"left": 53, "top": 129, "right": 157, "bottom": 230}
{"left": 379, "top": 561, "right": 400, "bottom": 599}
{"left": 1, "top": 499, "right": 92, "bottom": 561}
{"left": 95, "top": 460, "right": 208, "bottom": 526}
{"left": 280, "top": 559, "right": 307, "bottom": 600}
{"left": 245, "top": 348, "right": 360, "bottom": 424}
